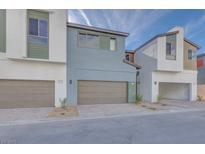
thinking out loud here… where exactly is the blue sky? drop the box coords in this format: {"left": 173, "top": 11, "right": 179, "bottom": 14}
{"left": 68, "top": 9, "right": 205, "bottom": 54}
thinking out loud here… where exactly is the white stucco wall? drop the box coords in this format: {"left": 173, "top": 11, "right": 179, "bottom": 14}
{"left": 2, "top": 9, "right": 67, "bottom": 107}
{"left": 152, "top": 70, "right": 197, "bottom": 102}
{"left": 157, "top": 27, "right": 184, "bottom": 72}
{"left": 140, "top": 40, "right": 158, "bottom": 59}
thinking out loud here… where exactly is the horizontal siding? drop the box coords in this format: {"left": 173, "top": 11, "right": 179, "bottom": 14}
{"left": 28, "top": 43, "right": 49, "bottom": 59}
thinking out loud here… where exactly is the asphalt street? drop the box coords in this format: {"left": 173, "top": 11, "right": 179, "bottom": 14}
{"left": 1, "top": 110, "right": 205, "bottom": 143}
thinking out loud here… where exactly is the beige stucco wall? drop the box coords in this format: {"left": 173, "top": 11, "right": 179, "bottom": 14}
{"left": 183, "top": 41, "right": 197, "bottom": 70}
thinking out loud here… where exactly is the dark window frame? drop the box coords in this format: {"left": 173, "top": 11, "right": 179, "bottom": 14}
{"left": 166, "top": 34, "right": 177, "bottom": 60}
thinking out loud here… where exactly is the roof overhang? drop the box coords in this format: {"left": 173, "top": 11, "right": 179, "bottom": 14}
{"left": 67, "top": 22, "right": 129, "bottom": 37}
{"left": 184, "top": 38, "right": 200, "bottom": 49}
{"left": 123, "top": 59, "right": 142, "bottom": 69}
{"left": 125, "top": 50, "right": 135, "bottom": 53}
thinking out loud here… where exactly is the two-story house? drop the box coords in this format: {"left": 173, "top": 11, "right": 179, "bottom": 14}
{"left": 67, "top": 23, "right": 140, "bottom": 105}
{"left": 135, "top": 27, "right": 199, "bottom": 102}
{"left": 0, "top": 9, "right": 67, "bottom": 108}
{"left": 197, "top": 53, "right": 205, "bottom": 84}
{"left": 197, "top": 53, "right": 205, "bottom": 99}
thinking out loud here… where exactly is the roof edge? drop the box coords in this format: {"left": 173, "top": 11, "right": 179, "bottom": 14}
{"left": 134, "top": 31, "right": 179, "bottom": 52}
{"left": 197, "top": 53, "right": 205, "bottom": 57}
{"left": 123, "top": 59, "right": 142, "bottom": 69}
{"left": 67, "top": 22, "right": 129, "bottom": 37}
{"left": 184, "top": 38, "right": 200, "bottom": 49}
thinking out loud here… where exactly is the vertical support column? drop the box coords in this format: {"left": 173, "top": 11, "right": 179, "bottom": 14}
{"left": 55, "top": 79, "right": 67, "bottom": 107}
{"left": 152, "top": 81, "right": 159, "bottom": 103}
{"left": 128, "top": 82, "right": 136, "bottom": 103}
{"left": 189, "top": 82, "right": 197, "bottom": 101}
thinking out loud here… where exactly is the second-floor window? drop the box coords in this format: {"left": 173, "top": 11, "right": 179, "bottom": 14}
{"left": 28, "top": 18, "right": 48, "bottom": 45}
{"left": 110, "top": 38, "right": 116, "bottom": 51}
{"left": 166, "top": 34, "right": 176, "bottom": 60}
{"left": 188, "top": 49, "right": 193, "bottom": 60}
{"left": 78, "top": 32, "right": 117, "bottom": 51}
{"left": 27, "top": 10, "right": 49, "bottom": 59}
{"left": 78, "top": 33, "right": 99, "bottom": 49}
{"left": 126, "top": 54, "right": 130, "bottom": 61}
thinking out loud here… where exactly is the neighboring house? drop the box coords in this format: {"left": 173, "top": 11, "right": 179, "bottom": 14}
{"left": 197, "top": 53, "right": 205, "bottom": 98}
{"left": 67, "top": 23, "right": 140, "bottom": 105}
{"left": 0, "top": 9, "right": 67, "bottom": 108}
{"left": 197, "top": 53, "right": 205, "bottom": 84}
{"left": 125, "top": 50, "right": 135, "bottom": 63}
{"left": 135, "top": 27, "right": 199, "bottom": 102}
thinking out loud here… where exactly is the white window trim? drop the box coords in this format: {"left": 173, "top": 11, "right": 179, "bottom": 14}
{"left": 110, "top": 37, "right": 116, "bottom": 51}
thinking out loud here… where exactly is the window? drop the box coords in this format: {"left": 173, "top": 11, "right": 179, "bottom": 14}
{"left": 78, "top": 33, "right": 99, "bottom": 48}
{"left": 28, "top": 18, "right": 48, "bottom": 45}
{"left": 39, "top": 20, "right": 48, "bottom": 37}
{"left": 126, "top": 54, "right": 129, "bottom": 61}
{"left": 78, "top": 32, "right": 117, "bottom": 51}
{"left": 166, "top": 34, "right": 176, "bottom": 60}
{"left": 86, "top": 34, "right": 99, "bottom": 48}
{"left": 29, "top": 18, "right": 38, "bottom": 36}
{"left": 188, "top": 49, "right": 193, "bottom": 60}
{"left": 110, "top": 38, "right": 116, "bottom": 51}
{"left": 27, "top": 10, "right": 49, "bottom": 59}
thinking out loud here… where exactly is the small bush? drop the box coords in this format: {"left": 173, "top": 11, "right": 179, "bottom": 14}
{"left": 60, "top": 98, "right": 67, "bottom": 108}
{"left": 136, "top": 94, "right": 143, "bottom": 103}
{"left": 197, "top": 95, "right": 203, "bottom": 102}
{"left": 157, "top": 95, "right": 162, "bottom": 103}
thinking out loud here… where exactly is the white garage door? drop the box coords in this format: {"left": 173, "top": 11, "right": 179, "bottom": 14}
{"left": 78, "top": 80, "right": 127, "bottom": 105}
{"left": 159, "top": 83, "right": 190, "bottom": 100}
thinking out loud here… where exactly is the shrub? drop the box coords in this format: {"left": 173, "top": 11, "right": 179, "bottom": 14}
{"left": 157, "top": 95, "right": 162, "bottom": 103}
{"left": 60, "top": 98, "right": 67, "bottom": 108}
{"left": 197, "top": 95, "right": 203, "bottom": 102}
{"left": 136, "top": 94, "right": 143, "bottom": 103}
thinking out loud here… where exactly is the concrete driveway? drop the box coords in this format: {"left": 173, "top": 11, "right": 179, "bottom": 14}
{"left": 0, "top": 100, "right": 205, "bottom": 125}
{"left": 1, "top": 110, "right": 205, "bottom": 143}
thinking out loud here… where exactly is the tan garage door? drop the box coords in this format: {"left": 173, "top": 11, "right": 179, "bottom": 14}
{"left": 0, "top": 80, "right": 55, "bottom": 109}
{"left": 78, "top": 80, "right": 127, "bottom": 105}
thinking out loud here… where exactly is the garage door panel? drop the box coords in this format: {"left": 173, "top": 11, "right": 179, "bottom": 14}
{"left": 80, "top": 97, "right": 127, "bottom": 105}
{"left": 0, "top": 80, "right": 55, "bottom": 108}
{"left": 159, "top": 83, "right": 189, "bottom": 100}
{"left": 78, "top": 81, "right": 127, "bottom": 105}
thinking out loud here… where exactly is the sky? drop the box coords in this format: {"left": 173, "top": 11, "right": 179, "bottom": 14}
{"left": 68, "top": 9, "right": 205, "bottom": 54}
